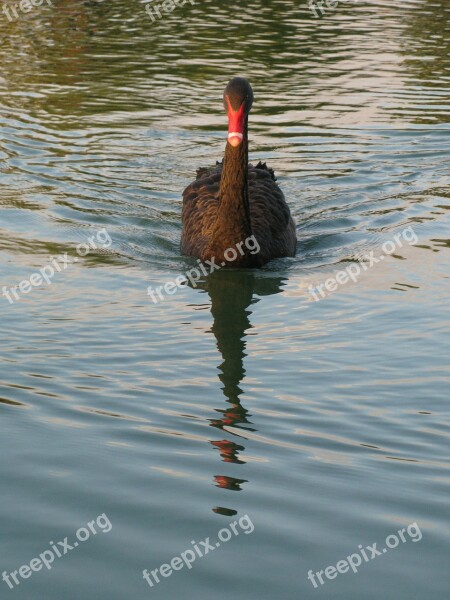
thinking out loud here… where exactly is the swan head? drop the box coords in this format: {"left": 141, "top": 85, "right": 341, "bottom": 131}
{"left": 223, "top": 77, "right": 254, "bottom": 148}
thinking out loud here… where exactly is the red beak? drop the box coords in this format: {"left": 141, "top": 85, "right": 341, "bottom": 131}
{"left": 226, "top": 96, "right": 245, "bottom": 147}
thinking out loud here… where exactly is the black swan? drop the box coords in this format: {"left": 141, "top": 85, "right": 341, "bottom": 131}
{"left": 181, "top": 77, "right": 297, "bottom": 268}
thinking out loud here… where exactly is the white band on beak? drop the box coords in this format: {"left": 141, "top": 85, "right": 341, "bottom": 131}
{"left": 228, "top": 132, "right": 243, "bottom": 141}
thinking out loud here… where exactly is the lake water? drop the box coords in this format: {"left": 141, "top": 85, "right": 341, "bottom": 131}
{"left": 0, "top": 1, "right": 449, "bottom": 599}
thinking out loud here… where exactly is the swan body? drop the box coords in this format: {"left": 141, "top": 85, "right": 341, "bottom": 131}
{"left": 181, "top": 78, "right": 296, "bottom": 267}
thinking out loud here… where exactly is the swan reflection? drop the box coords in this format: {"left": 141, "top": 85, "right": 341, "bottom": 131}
{"left": 189, "top": 269, "right": 287, "bottom": 513}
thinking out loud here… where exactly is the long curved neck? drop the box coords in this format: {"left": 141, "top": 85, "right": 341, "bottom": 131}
{"left": 214, "top": 119, "right": 252, "bottom": 245}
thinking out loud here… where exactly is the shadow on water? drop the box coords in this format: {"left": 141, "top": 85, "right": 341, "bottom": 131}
{"left": 189, "top": 269, "right": 287, "bottom": 516}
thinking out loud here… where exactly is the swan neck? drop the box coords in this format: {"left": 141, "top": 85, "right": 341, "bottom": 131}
{"left": 217, "top": 119, "right": 251, "bottom": 243}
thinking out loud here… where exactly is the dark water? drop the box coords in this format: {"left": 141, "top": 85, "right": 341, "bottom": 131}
{"left": 1, "top": 1, "right": 449, "bottom": 598}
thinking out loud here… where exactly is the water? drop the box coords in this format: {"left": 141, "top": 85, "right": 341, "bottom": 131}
{"left": 0, "top": 1, "right": 449, "bottom": 598}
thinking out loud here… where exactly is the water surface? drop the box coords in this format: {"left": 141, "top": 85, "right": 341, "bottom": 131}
{"left": 0, "top": 1, "right": 449, "bottom": 599}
